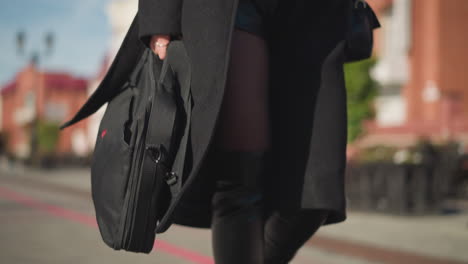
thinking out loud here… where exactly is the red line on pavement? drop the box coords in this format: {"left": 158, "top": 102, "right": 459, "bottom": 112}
{"left": 0, "top": 186, "right": 98, "bottom": 228}
{"left": 0, "top": 186, "right": 214, "bottom": 264}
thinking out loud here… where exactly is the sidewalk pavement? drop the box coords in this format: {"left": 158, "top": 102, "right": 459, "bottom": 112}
{"left": 314, "top": 209, "right": 468, "bottom": 263}
{"left": 1, "top": 165, "right": 467, "bottom": 263}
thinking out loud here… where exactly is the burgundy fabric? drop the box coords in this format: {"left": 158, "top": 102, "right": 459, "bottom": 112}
{"left": 212, "top": 29, "right": 271, "bottom": 151}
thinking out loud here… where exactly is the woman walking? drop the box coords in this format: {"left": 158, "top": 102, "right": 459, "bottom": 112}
{"left": 139, "top": 0, "right": 349, "bottom": 262}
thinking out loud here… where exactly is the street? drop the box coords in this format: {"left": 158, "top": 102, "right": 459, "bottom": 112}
{"left": 0, "top": 167, "right": 467, "bottom": 264}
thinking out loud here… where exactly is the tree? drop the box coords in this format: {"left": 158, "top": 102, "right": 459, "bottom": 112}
{"left": 344, "top": 58, "right": 378, "bottom": 142}
{"left": 36, "top": 120, "right": 60, "bottom": 154}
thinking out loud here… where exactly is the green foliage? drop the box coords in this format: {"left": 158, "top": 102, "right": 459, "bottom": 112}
{"left": 358, "top": 145, "right": 398, "bottom": 163}
{"left": 356, "top": 139, "right": 452, "bottom": 165}
{"left": 344, "top": 58, "right": 378, "bottom": 143}
{"left": 36, "top": 120, "right": 60, "bottom": 154}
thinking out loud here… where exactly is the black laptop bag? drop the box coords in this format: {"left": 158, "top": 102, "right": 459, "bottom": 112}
{"left": 60, "top": 40, "right": 192, "bottom": 253}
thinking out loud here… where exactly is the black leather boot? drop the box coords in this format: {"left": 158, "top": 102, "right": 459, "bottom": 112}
{"left": 211, "top": 149, "right": 270, "bottom": 264}
{"left": 263, "top": 209, "right": 329, "bottom": 264}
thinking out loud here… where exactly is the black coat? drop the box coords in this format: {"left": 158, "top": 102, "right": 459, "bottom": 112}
{"left": 95, "top": 0, "right": 351, "bottom": 229}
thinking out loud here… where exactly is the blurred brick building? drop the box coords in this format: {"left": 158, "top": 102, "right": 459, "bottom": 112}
{"left": 0, "top": 65, "right": 89, "bottom": 158}
{"left": 358, "top": 0, "right": 468, "bottom": 148}
{"left": 0, "top": 0, "right": 138, "bottom": 159}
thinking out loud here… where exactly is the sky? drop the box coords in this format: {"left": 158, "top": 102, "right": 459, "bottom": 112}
{"left": 0, "top": 0, "right": 112, "bottom": 86}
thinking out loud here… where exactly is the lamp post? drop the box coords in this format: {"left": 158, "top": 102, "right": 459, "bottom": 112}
{"left": 16, "top": 31, "right": 55, "bottom": 66}
{"left": 15, "top": 30, "right": 55, "bottom": 163}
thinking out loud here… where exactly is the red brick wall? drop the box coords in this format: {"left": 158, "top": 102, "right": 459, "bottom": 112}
{"left": 1, "top": 66, "right": 39, "bottom": 155}
{"left": 366, "top": 0, "right": 468, "bottom": 136}
{"left": 438, "top": 0, "right": 468, "bottom": 129}
{"left": 43, "top": 87, "right": 88, "bottom": 154}
{"left": 406, "top": 0, "right": 442, "bottom": 125}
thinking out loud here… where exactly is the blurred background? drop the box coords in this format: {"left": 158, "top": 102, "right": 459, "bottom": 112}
{"left": 0, "top": 0, "right": 467, "bottom": 263}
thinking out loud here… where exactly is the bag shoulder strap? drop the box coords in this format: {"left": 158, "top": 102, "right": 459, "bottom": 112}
{"left": 166, "top": 41, "right": 192, "bottom": 195}
{"left": 151, "top": 40, "right": 192, "bottom": 234}
{"left": 145, "top": 40, "right": 192, "bottom": 199}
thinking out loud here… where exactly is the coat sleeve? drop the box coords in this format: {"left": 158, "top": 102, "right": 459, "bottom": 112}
{"left": 138, "top": 0, "right": 183, "bottom": 47}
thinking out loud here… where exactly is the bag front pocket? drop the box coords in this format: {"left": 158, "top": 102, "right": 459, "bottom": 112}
{"left": 91, "top": 85, "right": 136, "bottom": 248}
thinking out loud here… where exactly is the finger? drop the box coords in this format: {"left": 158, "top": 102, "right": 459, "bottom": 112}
{"left": 157, "top": 46, "right": 167, "bottom": 60}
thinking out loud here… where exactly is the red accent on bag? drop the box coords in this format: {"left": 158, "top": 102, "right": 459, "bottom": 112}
{"left": 101, "top": 129, "right": 107, "bottom": 138}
